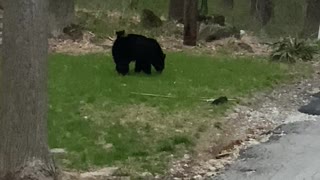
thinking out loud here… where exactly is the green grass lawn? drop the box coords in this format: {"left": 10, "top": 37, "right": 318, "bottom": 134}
{"left": 48, "top": 52, "right": 309, "bottom": 175}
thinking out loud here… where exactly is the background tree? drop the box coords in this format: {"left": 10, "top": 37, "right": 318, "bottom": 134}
{"left": 222, "top": 0, "right": 234, "bottom": 10}
{"left": 250, "top": 0, "right": 257, "bottom": 15}
{"left": 199, "top": 0, "right": 208, "bottom": 16}
{"left": 129, "top": 0, "right": 140, "bottom": 10}
{"left": 300, "top": 0, "right": 320, "bottom": 38}
{"left": 183, "top": 0, "right": 198, "bottom": 46}
{"left": 0, "top": 0, "right": 56, "bottom": 179}
{"left": 168, "top": 0, "right": 184, "bottom": 22}
{"left": 0, "top": 0, "right": 75, "bottom": 37}
{"left": 49, "top": 0, "right": 75, "bottom": 37}
{"left": 250, "top": 0, "right": 273, "bottom": 26}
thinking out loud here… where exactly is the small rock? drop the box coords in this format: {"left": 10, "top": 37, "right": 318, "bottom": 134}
{"left": 102, "top": 143, "right": 114, "bottom": 150}
{"left": 141, "top": 172, "right": 153, "bottom": 178}
{"left": 208, "top": 159, "right": 217, "bottom": 165}
{"left": 229, "top": 113, "right": 238, "bottom": 119}
{"left": 308, "top": 87, "right": 320, "bottom": 95}
{"left": 80, "top": 167, "right": 119, "bottom": 180}
{"left": 193, "top": 175, "right": 203, "bottom": 180}
{"left": 59, "top": 171, "right": 80, "bottom": 180}
{"left": 184, "top": 154, "right": 190, "bottom": 159}
{"left": 205, "top": 171, "right": 217, "bottom": 177}
{"left": 208, "top": 166, "right": 217, "bottom": 172}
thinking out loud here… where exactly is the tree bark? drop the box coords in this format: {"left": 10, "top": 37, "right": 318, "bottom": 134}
{"left": 250, "top": 0, "right": 257, "bottom": 15}
{"left": 222, "top": 0, "right": 234, "bottom": 10}
{"left": 301, "top": 0, "right": 320, "bottom": 38}
{"left": 250, "top": 0, "right": 273, "bottom": 26}
{"left": 183, "top": 0, "right": 198, "bottom": 46}
{"left": 199, "top": 0, "right": 208, "bottom": 16}
{"left": 0, "top": 0, "right": 56, "bottom": 179}
{"left": 49, "top": 0, "right": 75, "bottom": 37}
{"left": 0, "top": 0, "right": 74, "bottom": 37}
{"left": 168, "top": 0, "right": 184, "bottom": 22}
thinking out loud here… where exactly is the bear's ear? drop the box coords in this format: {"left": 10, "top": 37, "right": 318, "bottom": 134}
{"left": 116, "top": 30, "right": 126, "bottom": 37}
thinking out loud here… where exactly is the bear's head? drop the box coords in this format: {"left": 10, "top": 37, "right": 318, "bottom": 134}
{"left": 154, "top": 53, "right": 166, "bottom": 73}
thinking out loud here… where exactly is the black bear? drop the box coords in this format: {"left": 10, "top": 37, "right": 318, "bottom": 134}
{"left": 112, "top": 30, "right": 166, "bottom": 75}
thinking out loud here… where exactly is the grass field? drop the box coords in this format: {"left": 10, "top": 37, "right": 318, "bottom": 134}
{"left": 48, "top": 52, "right": 309, "bottom": 175}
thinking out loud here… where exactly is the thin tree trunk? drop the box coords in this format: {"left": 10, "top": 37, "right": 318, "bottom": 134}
{"left": 250, "top": 0, "right": 257, "bottom": 15}
{"left": 49, "top": 0, "right": 75, "bottom": 37}
{"left": 199, "top": 0, "right": 208, "bottom": 16}
{"left": 183, "top": 0, "right": 198, "bottom": 46}
{"left": 168, "top": 0, "right": 184, "bottom": 22}
{"left": 250, "top": 0, "right": 273, "bottom": 26}
{"left": 223, "top": 0, "right": 234, "bottom": 10}
{"left": 301, "top": 0, "right": 320, "bottom": 37}
{"left": 0, "top": 0, "right": 56, "bottom": 179}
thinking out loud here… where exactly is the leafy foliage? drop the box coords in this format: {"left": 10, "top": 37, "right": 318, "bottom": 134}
{"left": 270, "top": 37, "right": 319, "bottom": 63}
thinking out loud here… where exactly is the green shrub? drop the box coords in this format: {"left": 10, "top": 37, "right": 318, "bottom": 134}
{"left": 270, "top": 37, "right": 319, "bottom": 63}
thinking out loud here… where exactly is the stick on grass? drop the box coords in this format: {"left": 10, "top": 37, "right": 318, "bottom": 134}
{"left": 130, "top": 92, "right": 175, "bottom": 98}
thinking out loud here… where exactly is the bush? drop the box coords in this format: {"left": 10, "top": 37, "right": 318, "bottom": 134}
{"left": 270, "top": 37, "right": 319, "bottom": 63}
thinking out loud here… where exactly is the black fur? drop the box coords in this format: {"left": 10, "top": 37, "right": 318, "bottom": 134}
{"left": 112, "top": 30, "right": 166, "bottom": 75}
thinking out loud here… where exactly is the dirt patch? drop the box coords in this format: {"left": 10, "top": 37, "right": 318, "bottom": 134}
{"left": 49, "top": 31, "right": 110, "bottom": 55}
{"left": 48, "top": 29, "right": 271, "bottom": 57}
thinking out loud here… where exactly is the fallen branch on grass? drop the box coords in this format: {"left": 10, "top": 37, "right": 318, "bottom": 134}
{"left": 131, "top": 92, "right": 238, "bottom": 104}
{"left": 201, "top": 97, "right": 237, "bottom": 102}
{"left": 130, "top": 92, "right": 176, "bottom": 98}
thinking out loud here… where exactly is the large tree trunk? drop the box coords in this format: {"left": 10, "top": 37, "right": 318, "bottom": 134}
{"left": 49, "top": 0, "right": 75, "bottom": 37}
{"left": 183, "top": 0, "right": 198, "bottom": 46}
{"left": 250, "top": 0, "right": 273, "bottom": 26}
{"left": 301, "top": 0, "right": 320, "bottom": 38}
{"left": 0, "top": 0, "right": 74, "bottom": 37}
{"left": 168, "top": 0, "right": 184, "bottom": 22}
{"left": 0, "top": 0, "right": 56, "bottom": 179}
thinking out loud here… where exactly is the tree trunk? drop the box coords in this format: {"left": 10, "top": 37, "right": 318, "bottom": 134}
{"left": 49, "top": 0, "right": 75, "bottom": 37}
{"left": 129, "top": 0, "right": 140, "bottom": 10}
{"left": 251, "top": 0, "right": 273, "bottom": 26}
{"left": 222, "top": 0, "right": 234, "bottom": 10}
{"left": 0, "top": 0, "right": 56, "bottom": 179}
{"left": 199, "top": 0, "right": 208, "bottom": 16}
{"left": 250, "top": 0, "right": 257, "bottom": 15}
{"left": 301, "top": 0, "right": 320, "bottom": 38}
{"left": 183, "top": 0, "right": 198, "bottom": 46}
{"left": 168, "top": 0, "right": 184, "bottom": 22}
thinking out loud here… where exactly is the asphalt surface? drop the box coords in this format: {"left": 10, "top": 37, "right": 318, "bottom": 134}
{"left": 299, "top": 93, "right": 320, "bottom": 115}
{"left": 213, "top": 119, "right": 320, "bottom": 180}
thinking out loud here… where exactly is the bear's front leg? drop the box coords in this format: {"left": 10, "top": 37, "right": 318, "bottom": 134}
{"left": 142, "top": 63, "right": 152, "bottom": 75}
{"left": 116, "top": 63, "right": 129, "bottom": 76}
{"left": 134, "top": 61, "right": 143, "bottom": 73}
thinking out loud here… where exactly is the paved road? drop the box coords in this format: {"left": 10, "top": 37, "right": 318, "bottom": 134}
{"left": 213, "top": 120, "right": 320, "bottom": 180}
{"left": 299, "top": 94, "right": 320, "bottom": 115}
